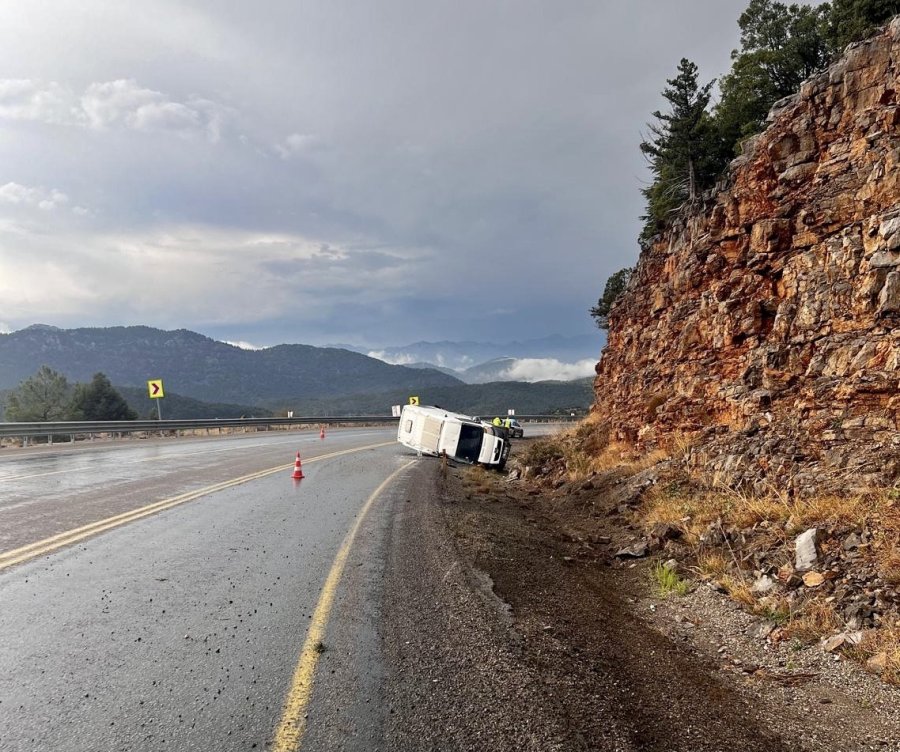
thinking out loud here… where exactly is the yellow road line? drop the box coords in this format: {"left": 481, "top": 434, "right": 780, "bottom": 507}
{"left": 272, "top": 459, "right": 416, "bottom": 752}
{"left": 0, "top": 441, "right": 395, "bottom": 572}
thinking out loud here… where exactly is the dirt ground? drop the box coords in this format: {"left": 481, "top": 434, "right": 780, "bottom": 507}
{"left": 381, "top": 450, "right": 900, "bottom": 751}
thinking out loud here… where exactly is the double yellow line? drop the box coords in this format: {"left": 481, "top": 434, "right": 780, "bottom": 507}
{"left": 0, "top": 441, "right": 394, "bottom": 572}
{"left": 272, "top": 459, "right": 416, "bottom": 751}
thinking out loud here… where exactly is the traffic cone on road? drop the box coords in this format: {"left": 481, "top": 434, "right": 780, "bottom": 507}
{"left": 291, "top": 452, "right": 305, "bottom": 480}
{"left": 319, "top": 425, "right": 326, "bottom": 440}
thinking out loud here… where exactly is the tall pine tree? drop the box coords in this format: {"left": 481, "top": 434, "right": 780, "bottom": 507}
{"left": 69, "top": 373, "right": 138, "bottom": 421}
{"left": 640, "top": 58, "right": 719, "bottom": 241}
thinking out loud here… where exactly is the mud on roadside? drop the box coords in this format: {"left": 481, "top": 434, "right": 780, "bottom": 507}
{"left": 436, "top": 454, "right": 900, "bottom": 751}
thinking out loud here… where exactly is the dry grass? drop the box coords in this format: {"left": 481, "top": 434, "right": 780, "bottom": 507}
{"left": 519, "top": 418, "right": 672, "bottom": 484}
{"left": 780, "top": 601, "right": 842, "bottom": 643}
{"left": 849, "top": 625, "right": 900, "bottom": 684}
{"left": 694, "top": 551, "right": 728, "bottom": 579}
{"left": 642, "top": 482, "right": 900, "bottom": 555}
{"left": 720, "top": 575, "right": 755, "bottom": 607}
{"left": 877, "top": 545, "right": 900, "bottom": 587}
{"left": 463, "top": 465, "right": 495, "bottom": 495}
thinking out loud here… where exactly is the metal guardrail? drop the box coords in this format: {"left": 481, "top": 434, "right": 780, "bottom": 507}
{"left": 0, "top": 416, "right": 395, "bottom": 440}
{"left": 0, "top": 414, "right": 580, "bottom": 441}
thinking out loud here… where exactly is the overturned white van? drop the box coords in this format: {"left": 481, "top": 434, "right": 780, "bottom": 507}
{"left": 397, "top": 404, "right": 511, "bottom": 468}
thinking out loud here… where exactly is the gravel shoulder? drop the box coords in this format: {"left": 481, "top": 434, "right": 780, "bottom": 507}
{"left": 375, "top": 456, "right": 900, "bottom": 751}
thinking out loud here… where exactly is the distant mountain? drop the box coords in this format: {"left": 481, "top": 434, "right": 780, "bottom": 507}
{"left": 458, "top": 357, "right": 518, "bottom": 383}
{"left": 401, "top": 362, "right": 463, "bottom": 378}
{"left": 368, "top": 333, "right": 604, "bottom": 371}
{"left": 0, "top": 325, "right": 461, "bottom": 406}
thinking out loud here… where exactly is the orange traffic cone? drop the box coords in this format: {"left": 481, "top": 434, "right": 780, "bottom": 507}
{"left": 291, "top": 451, "right": 305, "bottom": 480}
{"left": 319, "top": 425, "right": 326, "bottom": 440}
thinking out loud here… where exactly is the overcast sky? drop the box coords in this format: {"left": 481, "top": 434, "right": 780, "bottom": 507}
{"left": 0, "top": 0, "right": 755, "bottom": 351}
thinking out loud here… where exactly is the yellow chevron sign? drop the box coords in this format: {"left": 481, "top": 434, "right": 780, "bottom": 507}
{"left": 147, "top": 379, "right": 165, "bottom": 399}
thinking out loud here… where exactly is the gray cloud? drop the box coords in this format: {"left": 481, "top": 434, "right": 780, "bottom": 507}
{"left": 0, "top": 0, "right": 755, "bottom": 349}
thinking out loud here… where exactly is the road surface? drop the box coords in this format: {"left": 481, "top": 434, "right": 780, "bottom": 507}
{"left": 0, "top": 428, "right": 411, "bottom": 751}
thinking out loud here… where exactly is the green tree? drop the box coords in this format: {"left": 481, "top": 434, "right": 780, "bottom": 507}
{"left": 4, "top": 366, "right": 73, "bottom": 422}
{"left": 69, "top": 372, "right": 138, "bottom": 421}
{"left": 715, "top": 0, "right": 830, "bottom": 154}
{"left": 590, "top": 267, "right": 634, "bottom": 329}
{"left": 826, "top": 0, "right": 900, "bottom": 50}
{"left": 640, "top": 58, "right": 720, "bottom": 239}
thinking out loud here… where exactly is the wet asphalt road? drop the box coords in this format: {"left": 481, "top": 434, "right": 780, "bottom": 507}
{"left": 0, "top": 428, "right": 394, "bottom": 553}
{"left": 0, "top": 429, "right": 413, "bottom": 751}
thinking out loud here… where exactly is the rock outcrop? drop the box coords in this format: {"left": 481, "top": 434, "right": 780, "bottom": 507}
{"left": 593, "top": 20, "right": 900, "bottom": 495}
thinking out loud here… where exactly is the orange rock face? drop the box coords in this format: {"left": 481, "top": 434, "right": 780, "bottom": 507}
{"left": 593, "top": 21, "right": 900, "bottom": 495}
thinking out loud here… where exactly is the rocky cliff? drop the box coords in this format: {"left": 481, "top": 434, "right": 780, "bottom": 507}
{"left": 593, "top": 20, "right": 900, "bottom": 496}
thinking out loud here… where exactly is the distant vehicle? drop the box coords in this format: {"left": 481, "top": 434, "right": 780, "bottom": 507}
{"left": 473, "top": 416, "right": 524, "bottom": 439}
{"left": 397, "top": 404, "right": 511, "bottom": 468}
{"left": 505, "top": 418, "right": 524, "bottom": 439}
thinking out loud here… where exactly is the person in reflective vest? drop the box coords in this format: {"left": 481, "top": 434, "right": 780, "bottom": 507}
{"left": 503, "top": 416, "right": 512, "bottom": 429}
{"left": 492, "top": 416, "right": 502, "bottom": 427}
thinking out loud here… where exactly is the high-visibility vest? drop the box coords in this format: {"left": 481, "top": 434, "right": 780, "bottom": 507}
{"left": 492, "top": 417, "right": 501, "bottom": 426}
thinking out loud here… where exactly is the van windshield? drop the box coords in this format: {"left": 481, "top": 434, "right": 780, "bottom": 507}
{"left": 455, "top": 424, "right": 484, "bottom": 462}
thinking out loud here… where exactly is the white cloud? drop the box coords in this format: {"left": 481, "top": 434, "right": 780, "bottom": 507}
{"left": 0, "top": 182, "right": 69, "bottom": 210}
{"left": 0, "top": 78, "right": 231, "bottom": 141}
{"left": 0, "top": 78, "right": 72, "bottom": 123}
{"left": 224, "top": 340, "right": 265, "bottom": 350}
{"left": 367, "top": 349, "right": 417, "bottom": 365}
{"left": 80, "top": 79, "right": 160, "bottom": 128}
{"left": 79, "top": 79, "right": 228, "bottom": 140}
{"left": 501, "top": 358, "right": 596, "bottom": 382}
{"left": 0, "top": 322, "right": 11, "bottom": 334}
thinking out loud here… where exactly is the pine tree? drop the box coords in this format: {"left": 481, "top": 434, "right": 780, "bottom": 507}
{"left": 590, "top": 267, "right": 634, "bottom": 330}
{"left": 69, "top": 373, "right": 138, "bottom": 421}
{"left": 4, "top": 366, "right": 72, "bottom": 422}
{"left": 640, "top": 58, "right": 719, "bottom": 240}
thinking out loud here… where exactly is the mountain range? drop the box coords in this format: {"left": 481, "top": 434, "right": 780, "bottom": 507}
{"left": 363, "top": 333, "right": 604, "bottom": 372}
{"left": 0, "top": 325, "right": 459, "bottom": 406}
{"left": 0, "top": 325, "right": 596, "bottom": 418}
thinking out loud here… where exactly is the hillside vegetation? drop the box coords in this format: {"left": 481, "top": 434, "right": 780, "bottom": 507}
{"left": 0, "top": 325, "right": 460, "bottom": 405}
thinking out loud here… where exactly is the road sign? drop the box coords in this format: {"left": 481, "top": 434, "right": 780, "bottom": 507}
{"left": 408, "top": 395, "right": 420, "bottom": 405}
{"left": 508, "top": 409, "right": 515, "bottom": 416}
{"left": 391, "top": 405, "right": 402, "bottom": 417}
{"left": 147, "top": 379, "right": 165, "bottom": 399}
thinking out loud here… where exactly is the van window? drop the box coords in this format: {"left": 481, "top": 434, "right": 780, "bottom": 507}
{"left": 403, "top": 419, "right": 413, "bottom": 433}
{"left": 455, "top": 424, "right": 483, "bottom": 462}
